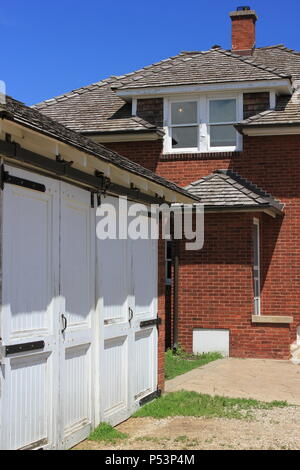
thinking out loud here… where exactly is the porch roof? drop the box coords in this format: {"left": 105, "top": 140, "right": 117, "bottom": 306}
{"left": 185, "top": 169, "right": 284, "bottom": 215}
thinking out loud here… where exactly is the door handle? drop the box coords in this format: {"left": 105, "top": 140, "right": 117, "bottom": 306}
{"left": 61, "top": 314, "right": 67, "bottom": 334}
{"left": 128, "top": 307, "right": 133, "bottom": 324}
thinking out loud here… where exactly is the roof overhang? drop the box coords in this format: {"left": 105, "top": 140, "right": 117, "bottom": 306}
{"left": 204, "top": 204, "right": 282, "bottom": 218}
{"left": 82, "top": 129, "right": 163, "bottom": 143}
{"left": 115, "top": 79, "right": 293, "bottom": 101}
{"left": 0, "top": 116, "right": 196, "bottom": 205}
{"left": 236, "top": 123, "right": 300, "bottom": 136}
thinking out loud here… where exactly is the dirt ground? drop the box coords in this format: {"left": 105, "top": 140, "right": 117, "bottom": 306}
{"left": 74, "top": 406, "right": 300, "bottom": 450}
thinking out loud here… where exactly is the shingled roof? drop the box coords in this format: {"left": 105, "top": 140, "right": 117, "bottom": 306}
{"left": 185, "top": 169, "right": 284, "bottom": 214}
{"left": 112, "top": 48, "right": 290, "bottom": 90}
{"left": 33, "top": 46, "right": 293, "bottom": 134}
{"left": 0, "top": 96, "right": 198, "bottom": 201}
{"left": 237, "top": 94, "right": 300, "bottom": 128}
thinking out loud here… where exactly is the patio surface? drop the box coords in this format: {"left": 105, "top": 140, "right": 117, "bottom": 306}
{"left": 165, "top": 357, "right": 300, "bottom": 404}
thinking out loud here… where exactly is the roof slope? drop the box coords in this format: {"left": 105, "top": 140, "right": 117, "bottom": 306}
{"left": 238, "top": 94, "right": 300, "bottom": 127}
{"left": 185, "top": 169, "right": 283, "bottom": 212}
{"left": 33, "top": 47, "right": 291, "bottom": 134}
{"left": 0, "top": 96, "right": 198, "bottom": 200}
{"left": 112, "top": 48, "right": 289, "bottom": 90}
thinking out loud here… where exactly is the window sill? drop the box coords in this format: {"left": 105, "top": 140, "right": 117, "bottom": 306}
{"left": 251, "top": 315, "right": 293, "bottom": 324}
{"left": 160, "top": 151, "right": 241, "bottom": 161}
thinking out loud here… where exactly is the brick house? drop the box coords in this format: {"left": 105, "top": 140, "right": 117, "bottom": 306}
{"left": 35, "top": 7, "right": 300, "bottom": 362}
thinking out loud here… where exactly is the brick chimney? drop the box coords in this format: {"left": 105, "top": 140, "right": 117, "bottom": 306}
{"left": 230, "top": 6, "right": 258, "bottom": 55}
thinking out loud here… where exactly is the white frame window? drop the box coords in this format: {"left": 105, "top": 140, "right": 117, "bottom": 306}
{"left": 163, "top": 93, "right": 243, "bottom": 153}
{"left": 253, "top": 218, "right": 261, "bottom": 315}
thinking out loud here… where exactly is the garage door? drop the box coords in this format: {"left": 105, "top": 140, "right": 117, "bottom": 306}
{"left": 0, "top": 166, "right": 94, "bottom": 450}
{"left": 97, "top": 197, "right": 158, "bottom": 426}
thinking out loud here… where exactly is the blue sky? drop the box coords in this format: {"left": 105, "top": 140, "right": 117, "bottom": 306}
{"left": 2, "top": 0, "right": 300, "bottom": 105}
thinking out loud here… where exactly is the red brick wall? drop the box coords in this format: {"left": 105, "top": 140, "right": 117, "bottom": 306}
{"left": 105, "top": 134, "right": 300, "bottom": 359}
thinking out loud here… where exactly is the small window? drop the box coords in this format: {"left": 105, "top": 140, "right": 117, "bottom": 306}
{"left": 165, "top": 240, "right": 172, "bottom": 285}
{"left": 252, "top": 218, "right": 260, "bottom": 315}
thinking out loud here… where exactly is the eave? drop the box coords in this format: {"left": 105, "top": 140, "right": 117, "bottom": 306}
{"left": 82, "top": 129, "right": 164, "bottom": 143}
{"left": 115, "top": 79, "right": 293, "bottom": 101}
{"left": 236, "top": 123, "right": 300, "bottom": 136}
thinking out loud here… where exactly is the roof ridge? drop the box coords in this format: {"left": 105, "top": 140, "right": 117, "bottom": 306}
{"left": 215, "top": 48, "right": 292, "bottom": 79}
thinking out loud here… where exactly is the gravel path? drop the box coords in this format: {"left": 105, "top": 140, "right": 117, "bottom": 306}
{"left": 74, "top": 406, "right": 300, "bottom": 450}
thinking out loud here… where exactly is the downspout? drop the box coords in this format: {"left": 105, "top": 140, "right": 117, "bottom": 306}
{"left": 173, "top": 239, "right": 179, "bottom": 351}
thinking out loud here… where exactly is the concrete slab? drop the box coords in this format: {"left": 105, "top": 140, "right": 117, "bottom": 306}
{"left": 165, "top": 358, "right": 300, "bottom": 405}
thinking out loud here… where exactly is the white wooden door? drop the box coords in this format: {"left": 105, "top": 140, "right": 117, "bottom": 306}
{"left": 59, "top": 182, "right": 94, "bottom": 449}
{"left": 129, "top": 214, "right": 158, "bottom": 412}
{"left": 0, "top": 166, "right": 60, "bottom": 450}
{"left": 97, "top": 197, "right": 158, "bottom": 426}
{"left": 0, "top": 168, "right": 94, "bottom": 450}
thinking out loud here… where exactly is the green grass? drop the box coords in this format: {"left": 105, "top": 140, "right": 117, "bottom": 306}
{"left": 165, "top": 348, "right": 222, "bottom": 380}
{"left": 88, "top": 422, "right": 128, "bottom": 443}
{"left": 133, "top": 390, "right": 288, "bottom": 420}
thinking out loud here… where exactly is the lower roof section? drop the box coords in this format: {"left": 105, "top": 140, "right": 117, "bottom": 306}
{"left": 185, "top": 169, "right": 284, "bottom": 216}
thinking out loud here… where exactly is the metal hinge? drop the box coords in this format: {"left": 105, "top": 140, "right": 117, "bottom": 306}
{"left": 4, "top": 341, "right": 45, "bottom": 356}
{"left": 0, "top": 164, "right": 46, "bottom": 192}
{"left": 140, "top": 317, "right": 162, "bottom": 328}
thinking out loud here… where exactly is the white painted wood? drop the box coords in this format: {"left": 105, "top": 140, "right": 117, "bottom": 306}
{"left": 1, "top": 166, "right": 60, "bottom": 450}
{"left": 97, "top": 197, "right": 158, "bottom": 425}
{"left": 193, "top": 328, "right": 230, "bottom": 356}
{"left": 1, "top": 170, "right": 159, "bottom": 449}
{"left": 0, "top": 169, "right": 95, "bottom": 450}
{"left": 116, "top": 79, "right": 292, "bottom": 99}
{"left": 59, "top": 182, "right": 94, "bottom": 449}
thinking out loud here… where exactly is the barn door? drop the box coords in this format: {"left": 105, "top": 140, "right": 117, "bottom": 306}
{"left": 129, "top": 209, "right": 158, "bottom": 411}
{"left": 59, "top": 182, "right": 94, "bottom": 449}
{"left": 0, "top": 167, "right": 94, "bottom": 450}
{"left": 97, "top": 197, "right": 158, "bottom": 425}
{"left": 0, "top": 166, "right": 60, "bottom": 450}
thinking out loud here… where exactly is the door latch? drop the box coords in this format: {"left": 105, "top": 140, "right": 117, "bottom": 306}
{"left": 128, "top": 307, "right": 133, "bottom": 324}
{"left": 61, "top": 314, "right": 68, "bottom": 334}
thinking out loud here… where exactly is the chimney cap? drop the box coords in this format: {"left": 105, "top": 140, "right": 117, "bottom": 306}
{"left": 237, "top": 5, "right": 250, "bottom": 11}
{"left": 229, "top": 8, "right": 258, "bottom": 21}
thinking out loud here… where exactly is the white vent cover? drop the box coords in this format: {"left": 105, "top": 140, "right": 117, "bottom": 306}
{"left": 193, "top": 328, "right": 229, "bottom": 356}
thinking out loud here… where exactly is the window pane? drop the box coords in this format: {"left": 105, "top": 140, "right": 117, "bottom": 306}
{"left": 210, "top": 125, "right": 236, "bottom": 147}
{"left": 172, "top": 126, "right": 198, "bottom": 148}
{"left": 171, "top": 101, "right": 197, "bottom": 125}
{"left": 209, "top": 99, "right": 236, "bottom": 123}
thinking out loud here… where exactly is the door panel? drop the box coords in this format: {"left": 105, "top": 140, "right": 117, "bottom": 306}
{"left": 59, "top": 182, "right": 94, "bottom": 448}
{"left": 97, "top": 196, "right": 130, "bottom": 426}
{"left": 1, "top": 166, "right": 59, "bottom": 450}
{"left": 97, "top": 198, "right": 158, "bottom": 424}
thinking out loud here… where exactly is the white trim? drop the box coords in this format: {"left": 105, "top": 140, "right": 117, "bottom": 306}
{"left": 90, "top": 132, "right": 161, "bottom": 143}
{"left": 132, "top": 98, "right": 137, "bottom": 116}
{"left": 163, "top": 93, "right": 243, "bottom": 153}
{"left": 116, "top": 79, "right": 292, "bottom": 100}
{"left": 253, "top": 217, "right": 261, "bottom": 316}
{"left": 242, "top": 126, "right": 300, "bottom": 136}
{"left": 270, "top": 91, "right": 276, "bottom": 109}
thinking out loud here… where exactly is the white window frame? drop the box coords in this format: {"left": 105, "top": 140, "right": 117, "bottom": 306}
{"left": 163, "top": 93, "right": 243, "bottom": 154}
{"left": 253, "top": 217, "right": 261, "bottom": 315}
